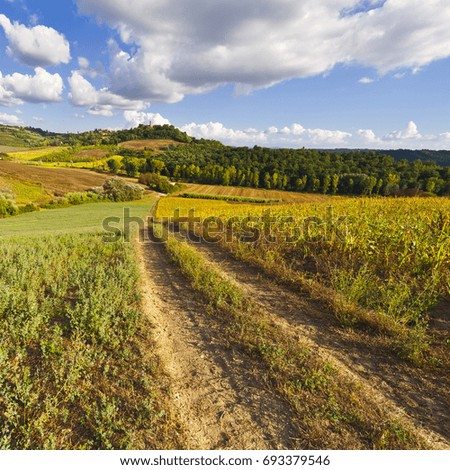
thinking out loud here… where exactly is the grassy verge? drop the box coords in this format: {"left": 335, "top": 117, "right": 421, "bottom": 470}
{"left": 165, "top": 235, "right": 431, "bottom": 450}
{"left": 0, "top": 231, "right": 180, "bottom": 449}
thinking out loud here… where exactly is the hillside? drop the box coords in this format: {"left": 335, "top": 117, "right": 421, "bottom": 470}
{"left": 0, "top": 161, "right": 109, "bottom": 197}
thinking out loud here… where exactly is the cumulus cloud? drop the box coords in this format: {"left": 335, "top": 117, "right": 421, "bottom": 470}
{"left": 181, "top": 122, "right": 268, "bottom": 145}
{"left": 124, "top": 110, "right": 171, "bottom": 127}
{"left": 0, "top": 112, "right": 23, "bottom": 126}
{"left": 180, "top": 120, "right": 450, "bottom": 149}
{"left": 0, "top": 67, "right": 63, "bottom": 104}
{"left": 357, "top": 121, "right": 450, "bottom": 149}
{"left": 180, "top": 121, "right": 351, "bottom": 147}
{"left": 0, "top": 14, "right": 70, "bottom": 67}
{"left": 385, "top": 120, "right": 422, "bottom": 140}
{"left": 68, "top": 71, "right": 147, "bottom": 116}
{"left": 76, "top": 0, "right": 450, "bottom": 103}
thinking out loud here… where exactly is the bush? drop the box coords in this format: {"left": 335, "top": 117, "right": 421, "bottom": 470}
{"left": 102, "top": 177, "right": 144, "bottom": 202}
{"left": 18, "top": 203, "right": 39, "bottom": 214}
{"left": 65, "top": 191, "right": 102, "bottom": 205}
{"left": 139, "top": 172, "right": 183, "bottom": 194}
{"left": 0, "top": 192, "right": 18, "bottom": 217}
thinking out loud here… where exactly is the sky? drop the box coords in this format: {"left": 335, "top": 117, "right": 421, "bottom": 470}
{"left": 1, "top": 0, "right": 450, "bottom": 149}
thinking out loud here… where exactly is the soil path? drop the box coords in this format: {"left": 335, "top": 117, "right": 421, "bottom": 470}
{"left": 186, "top": 238, "right": 450, "bottom": 448}
{"left": 136, "top": 234, "right": 301, "bottom": 450}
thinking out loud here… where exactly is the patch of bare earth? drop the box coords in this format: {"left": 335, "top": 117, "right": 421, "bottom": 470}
{"left": 184, "top": 239, "right": 449, "bottom": 449}
{"left": 136, "top": 235, "right": 301, "bottom": 450}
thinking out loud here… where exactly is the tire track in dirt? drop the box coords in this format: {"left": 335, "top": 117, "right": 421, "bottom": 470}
{"left": 136, "top": 235, "right": 301, "bottom": 450}
{"left": 186, "top": 238, "right": 449, "bottom": 448}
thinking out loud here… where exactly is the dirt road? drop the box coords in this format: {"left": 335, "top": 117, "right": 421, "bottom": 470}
{"left": 137, "top": 237, "right": 302, "bottom": 449}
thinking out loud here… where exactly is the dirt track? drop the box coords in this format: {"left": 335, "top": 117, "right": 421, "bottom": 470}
{"left": 135, "top": 206, "right": 449, "bottom": 449}
{"left": 137, "top": 237, "right": 302, "bottom": 449}
{"left": 186, "top": 239, "right": 450, "bottom": 447}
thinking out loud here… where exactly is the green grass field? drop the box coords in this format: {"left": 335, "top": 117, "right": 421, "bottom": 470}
{"left": 0, "top": 196, "right": 155, "bottom": 237}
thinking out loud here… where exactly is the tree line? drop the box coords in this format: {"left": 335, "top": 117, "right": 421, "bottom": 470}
{"left": 117, "top": 140, "right": 450, "bottom": 196}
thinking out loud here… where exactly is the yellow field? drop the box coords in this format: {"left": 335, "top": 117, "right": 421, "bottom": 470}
{"left": 119, "top": 139, "right": 183, "bottom": 152}
{"left": 156, "top": 195, "right": 450, "bottom": 362}
{"left": 6, "top": 147, "right": 68, "bottom": 161}
{"left": 0, "top": 175, "right": 50, "bottom": 204}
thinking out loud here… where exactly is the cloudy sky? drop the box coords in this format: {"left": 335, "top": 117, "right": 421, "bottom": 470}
{"left": 1, "top": 0, "right": 450, "bottom": 149}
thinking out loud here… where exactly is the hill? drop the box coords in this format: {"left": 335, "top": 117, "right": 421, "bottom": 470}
{"left": 0, "top": 161, "right": 109, "bottom": 197}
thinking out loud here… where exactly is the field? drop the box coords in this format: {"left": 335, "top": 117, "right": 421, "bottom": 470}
{"left": 156, "top": 195, "right": 449, "bottom": 363}
{"left": 0, "top": 167, "right": 449, "bottom": 450}
{"left": 0, "top": 196, "right": 182, "bottom": 449}
{"left": 0, "top": 175, "right": 50, "bottom": 205}
{"left": 4, "top": 147, "right": 67, "bottom": 161}
{"left": 0, "top": 196, "right": 155, "bottom": 237}
{"left": 0, "top": 161, "right": 109, "bottom": 196}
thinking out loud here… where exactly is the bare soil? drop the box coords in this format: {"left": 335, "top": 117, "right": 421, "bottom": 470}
{"left": 136, "top": 236, "right": 302, "bottom": 450}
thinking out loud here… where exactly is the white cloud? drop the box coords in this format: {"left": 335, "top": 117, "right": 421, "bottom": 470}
{"left": 358, "top": 129, "right": 380, "bottom": 143}
{"left": 0, "top": 112, "right": 23, "bottom": 125}
{"left": 68, "top": 71, "right": 147, "bottom": 116}
{"left": 180, "top": 121, "right": 351, "bottom": 147}
{"left": 0, "top": 14, "right": 70, "bottom": 67}
{"left": 0, "top": 67, "right": 63, "bottom": 104}
{"left": 385, "top": 120, "right": 422, "bottom": 140}
{"left": 76, "top": 0, "right": 450, "bottom": 103}
{"left": 356, "top": 121, "right": 450, "bottom": 149}
{"left": 359, "top": 77, "right": 375, "bottom": 84}
{"left": 181, "top": 122, "right": 268, "bottom": 144}
{"left": 124, "top": 110, "right": 171, "bottom": 128}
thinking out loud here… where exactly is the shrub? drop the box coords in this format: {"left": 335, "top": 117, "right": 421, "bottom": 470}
{"left": 18, "top": 203, "right": 39, "bottom": 214}
{"left": 139, "top": 172, "right": 183, "bottom": 194}
{"left": 102, "top": 177, "right": 144, "bottom": 202}
{"left": 0, "top": 192, "right": 18, "bottom": 217}
{"left": 65, "top": 191, "right": 101, "bottom": 205}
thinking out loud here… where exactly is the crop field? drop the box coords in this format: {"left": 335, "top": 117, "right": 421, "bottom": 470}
{"left": 0, "top": 196, "right": 155, "bottom": 237}
{"left": 0, "top": 175, "right": 50, "bottom": 205}
{"left": 5, "top": 147, "right": 68, "bottom": 161}
{"left": 156, "top": 195, "right": 450, "bottom": 363}
{"left": 0, "top": 161, "right": 109, "bottom": 196}
{"left": 0, "top": 195, "right": 182, "bottom": 450}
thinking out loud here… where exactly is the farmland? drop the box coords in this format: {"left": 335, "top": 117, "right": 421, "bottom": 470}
{"left": 156, "top": 196, "right": 449, "bottom": 361}
{"left": 0, "top": 161, "right": 109, "bottom": 196}
{"left": 0, "top": 196, "right": 182, "bottom": 449}
{"left": 0, "top": 123, "right": 449, "bottom": 450}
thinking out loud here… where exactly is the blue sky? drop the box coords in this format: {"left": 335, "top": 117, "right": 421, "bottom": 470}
{"left": 1, "top": 0, "right": 450, "bottom": 149}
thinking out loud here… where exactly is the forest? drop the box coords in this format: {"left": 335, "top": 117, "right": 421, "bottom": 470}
{"left": 119, "top": 137, "right": 450, "bottom": 196}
